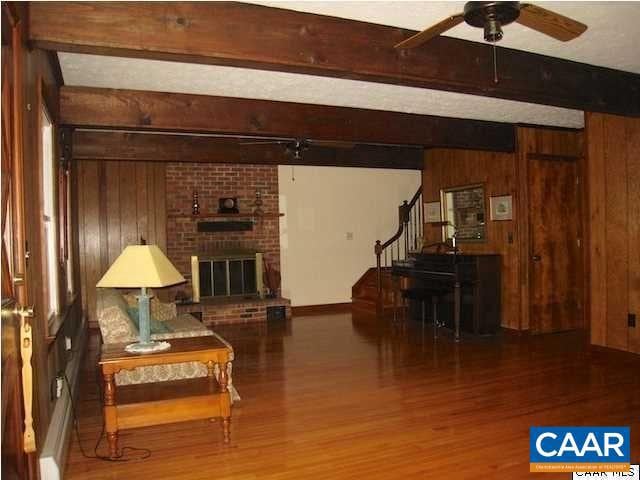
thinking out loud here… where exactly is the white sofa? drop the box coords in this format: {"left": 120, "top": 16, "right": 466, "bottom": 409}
{"left": 96, "top": 288, "right": 240, "bottom": 401}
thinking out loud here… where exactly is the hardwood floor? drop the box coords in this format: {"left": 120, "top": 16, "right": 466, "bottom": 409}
{"left": 66, "top": 314, "right": 640, "bottom": 479}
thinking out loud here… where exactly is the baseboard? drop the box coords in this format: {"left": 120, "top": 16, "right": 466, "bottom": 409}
{"left": 291, "top": 302, "right": 352, "bottom": 316}
{"left": 39, "top": 317, "right": 88, "bottom": 480}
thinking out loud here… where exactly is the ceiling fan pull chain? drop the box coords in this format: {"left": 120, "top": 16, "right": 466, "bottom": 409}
{"left": 291, "top": 165, "right": 295, "bottom": 182}
{"left": 493, "top": 43, "right": 499, "bottom": 84}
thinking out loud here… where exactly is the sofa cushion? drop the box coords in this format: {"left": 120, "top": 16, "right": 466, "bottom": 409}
{"left": 99, "top": 287, "right": 130, "bottom": 312}
{"left": 126, "top": 307, "right": 171, "bottom": 334}
{"left": 151, "top": 313, "right": 210, "bottom": 339}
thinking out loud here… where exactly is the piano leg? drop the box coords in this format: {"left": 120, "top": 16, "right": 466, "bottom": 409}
{"left": 454, "top": 281, "right": 461, "bottom": 342}
{"left": 432, "top": 296, "right": 438, "bottom": 340}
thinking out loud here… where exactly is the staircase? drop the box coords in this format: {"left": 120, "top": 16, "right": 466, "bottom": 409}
{"left": 352, "top": 187, "right": 423, "bottom": 316}
{"left": 351, "top": 267, "right": 395, "bottom": 315}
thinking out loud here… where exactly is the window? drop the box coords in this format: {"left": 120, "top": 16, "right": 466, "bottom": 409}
{"left": 41, "top": 103, "right": 59, "bottom": 321}
{"left": 65, "top": 168, "right": 73, "bottom": 296}
{"left": 59, "top": 163, "right": 74, "bottom": 297}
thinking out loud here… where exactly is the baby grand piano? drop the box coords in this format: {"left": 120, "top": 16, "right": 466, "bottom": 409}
{"left": 391, "top": 252, "right": 501, "bottom": 340}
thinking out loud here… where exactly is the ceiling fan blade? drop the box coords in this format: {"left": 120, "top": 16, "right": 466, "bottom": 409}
{"left": 240, "top": 140, "right": 288, "bottom": 146}
{"left": 395, "top": 13, "right": 464, "bottom": 49}
{"left": 516, "top": 4, "right": 587, "bottom": 42}
{"left": 309, "top": 139, "right": 355, "bottom": 149}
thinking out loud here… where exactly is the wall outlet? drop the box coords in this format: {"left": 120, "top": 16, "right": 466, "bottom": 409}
{"left": 65, "top": 336, "right": 72, "bottom": 351}
{"left": 346, "top": 232, "right": 354, "bottom": 240}
{"left": 629, "top": 313, "right": 636, "bottom": 328}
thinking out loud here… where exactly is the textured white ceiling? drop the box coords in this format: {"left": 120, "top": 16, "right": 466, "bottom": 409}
{"left": 59, "top": 52, "right": 584, "bottom": 127}
{"left": 58, "top": 2, "right": 640, "bottom": 130}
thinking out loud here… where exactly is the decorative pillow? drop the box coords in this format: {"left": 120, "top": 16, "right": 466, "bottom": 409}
{"left": 150, "top": 298, "right": 177, "bottom": 321}
{"left": 126, "top": 307, "right": 171, "bottom": 334}
{"left": 122, "top": 293, "right": 138, "bottom": 308}
{"left": 123, "top": 291, "right": 177, "bottom": 322}
{"left": 98, "top": 305, "right": 137, "bottom": 344}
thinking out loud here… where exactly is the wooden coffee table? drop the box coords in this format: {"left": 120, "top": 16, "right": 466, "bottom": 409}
{"left": 99, "top": 336, "right": 232, "bottom": 458}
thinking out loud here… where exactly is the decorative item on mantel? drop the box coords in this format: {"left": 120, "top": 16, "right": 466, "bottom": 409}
{"left": 253, "top": 190, "right": 264, "bottom": 218}
{"left": 192, "top": 190, "right": 200, "bottom": 216}
{"left": 218, "top": 197, "right": 239, "bottom": 214}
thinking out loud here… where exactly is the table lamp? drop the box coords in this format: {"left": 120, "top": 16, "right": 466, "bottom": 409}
{"left": 429, "top": 221, "right": 459, "bottom": 253}
{"left": 97, "top": 245, "right": 185, "bottom": 354}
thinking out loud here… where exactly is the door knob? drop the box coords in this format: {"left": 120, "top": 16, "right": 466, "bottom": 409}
{"left": 532, "top": 255, "right": 541, "bottom": 262}
{"left": 1, "top": 304, "right": 34, "bottom": 318}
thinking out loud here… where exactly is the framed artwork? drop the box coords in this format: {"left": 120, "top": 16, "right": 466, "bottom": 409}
{"left": 424, "top": 201, "right": 442, "bottom": 223}
{"left": 490, "top": 195, "right": 513, "bottom": 221}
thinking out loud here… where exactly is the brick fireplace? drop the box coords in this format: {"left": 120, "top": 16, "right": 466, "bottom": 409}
{"left": 165, "top": 162, "right": 289, "bottom": 325}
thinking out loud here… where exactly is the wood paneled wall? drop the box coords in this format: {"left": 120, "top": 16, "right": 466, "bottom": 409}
{"left": 586, "top": 113, "right": 640, "bottom": 354}
{"left": 423, "top": 127, "right": 584, "bottom": 332}
{"left": 76, "top": 160, "right": 167, "bottom": 327}
{"left": 423, "top": 148, "right": 520, "bottom": 329}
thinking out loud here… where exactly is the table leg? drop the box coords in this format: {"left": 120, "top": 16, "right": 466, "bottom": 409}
{"left": 103, "top": 373, "right": 118, "bottom": 458}
{"left": 218, "top": 362, "right": 229, "bottom": 393}
{"left": 218, "top": 362, "right": 231, "bottom": 443}
{"left": 222, "top": 417, "right": 231, "bottom": 444}
{"left": 454, "top": 282, "right": 461, "bottom": 342}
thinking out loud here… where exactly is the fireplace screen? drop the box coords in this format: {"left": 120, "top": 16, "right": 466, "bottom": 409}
{"left": 191, "top": 253, "right": 262, "bottom": 300}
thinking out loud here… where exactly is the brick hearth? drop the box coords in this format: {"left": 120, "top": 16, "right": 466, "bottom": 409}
{"left": 177, "top": 296, "right": 292, "bottom": 327}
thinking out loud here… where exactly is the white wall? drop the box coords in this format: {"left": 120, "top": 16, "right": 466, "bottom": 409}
{"left": 278, "top": 165, "right": 421, "bottom": 306}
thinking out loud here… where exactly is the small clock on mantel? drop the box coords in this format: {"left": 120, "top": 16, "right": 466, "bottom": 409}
{"left": 218, "top": 197, "right": 239, "bottom": 214}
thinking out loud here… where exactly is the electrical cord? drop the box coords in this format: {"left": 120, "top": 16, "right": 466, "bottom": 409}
{"left": 62, "top": 371, "right": 151, "bottom": 462}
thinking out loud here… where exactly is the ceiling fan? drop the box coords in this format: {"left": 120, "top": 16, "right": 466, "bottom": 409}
{"left": 241, "top": 138, "right": 355, "bottom": 161}
{"left": 395, "top": 1, "right": 587, "bottom": 49}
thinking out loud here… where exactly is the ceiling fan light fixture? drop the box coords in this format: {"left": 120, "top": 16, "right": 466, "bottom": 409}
{"left": 397, "top": 0, "right": 586, "bottom": 50}
{"left": 484, "top": 18, "right": 503, "bottom": 42}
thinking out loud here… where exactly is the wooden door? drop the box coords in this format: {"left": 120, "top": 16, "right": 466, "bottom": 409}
{"left": 528, "top": 158, "right": 582, "bottom": 333}
{"left": 2, "top": 6, "right": 36, "bottom": 479}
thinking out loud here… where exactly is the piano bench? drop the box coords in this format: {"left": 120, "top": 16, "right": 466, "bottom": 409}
{"left": 399, "top": 288, "right": 448, "bottom": 339}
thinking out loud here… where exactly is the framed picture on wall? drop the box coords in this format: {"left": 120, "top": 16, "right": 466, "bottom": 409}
{"left": 490, "top": 195, "right": 513, "bottom": 221}
{"left": 424, "top": 201, "right": 442, "bottom": 223}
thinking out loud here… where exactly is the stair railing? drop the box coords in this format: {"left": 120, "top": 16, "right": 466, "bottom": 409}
{"left": 375, "top": 187, "right": 423, "bottom": 299}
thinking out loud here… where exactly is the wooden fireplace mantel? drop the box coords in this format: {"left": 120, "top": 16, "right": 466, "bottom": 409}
{"left": 168, "top": 212, "right": 285, "bottom": 219}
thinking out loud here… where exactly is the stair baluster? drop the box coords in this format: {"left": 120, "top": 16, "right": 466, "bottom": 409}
{"left": 372, "top": 187, "right": 423, "bottom": 311}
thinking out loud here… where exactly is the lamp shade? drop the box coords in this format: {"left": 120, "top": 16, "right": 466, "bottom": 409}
{"left": 96, "top": 245, "right": 185, "bottom": 288}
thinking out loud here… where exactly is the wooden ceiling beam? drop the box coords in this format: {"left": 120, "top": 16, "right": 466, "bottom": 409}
{"left": 72, "top": 130, "right": 425, "bottom": 170}
{"left": 29, "top": 2, "right": 640, "bottom": 116}
{"left": 60, "top": 86, "right": 515, "bottom": 152}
